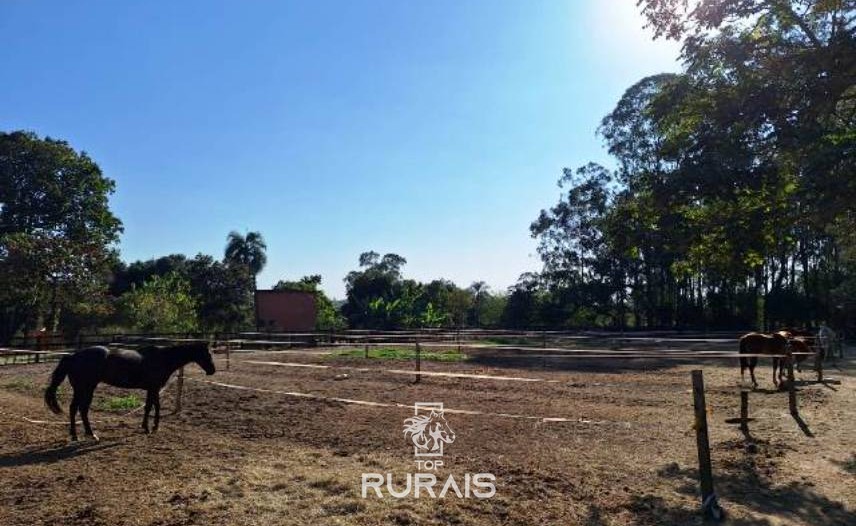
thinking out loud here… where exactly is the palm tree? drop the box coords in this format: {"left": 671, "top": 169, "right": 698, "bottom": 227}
{"left": 224, "top": 231, "right": 267, "bottom": 287}
{"left": 224, "top": 231, "right": 267, "bottom": 330}
{"left": 469, "top": 281, "right": 488, "bottom": 327}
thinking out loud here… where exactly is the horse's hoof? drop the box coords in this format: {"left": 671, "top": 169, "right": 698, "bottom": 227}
{"left": 86, "top": 434, "right": 100, "bottom": 442}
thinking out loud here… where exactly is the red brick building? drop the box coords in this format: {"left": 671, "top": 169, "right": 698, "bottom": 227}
{"left": 255, "top": 290, "right": 317, "bottom": 331}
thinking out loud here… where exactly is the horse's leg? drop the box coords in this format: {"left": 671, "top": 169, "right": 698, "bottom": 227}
{"left": 749, "top": 358, "right": 758, "bottom": 389}
{"left": 740, "top": 357, "right": 746, "bottom": 383}
{"left": 79, "top": 386, "right": 98, "bottom": 441}
{"left": 142, "top": 389, "right": 154, "bottom": 434}
{"left": 152, "top": 391, "right": 161, "bottom": 432}
{"left": 772, "top": 358, "right": 778, "bottom": 387}
{"left": 68, "top": 392, "right": 80, "bottom": 442}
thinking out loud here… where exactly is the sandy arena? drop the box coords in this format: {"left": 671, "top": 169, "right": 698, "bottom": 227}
{"left": 0, "top": 346, "right": 854, "bottom": 525}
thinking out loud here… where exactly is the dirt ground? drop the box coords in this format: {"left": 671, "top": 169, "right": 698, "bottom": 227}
{"left": 0, "top": 345, "right": 854, "bottom": 526}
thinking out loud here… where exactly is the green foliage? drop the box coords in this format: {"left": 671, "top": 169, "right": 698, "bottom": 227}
{"left": 334, "top": 347, "right": 468, "bottom": 362}
{"left": 186, "top": 254, "right": 253, "bottom": 332}
{"left": 224, "top": 231, "right": 267, "bottom": 289}
{"left": 419, "top": 302, "right": 448, "bottom": 328}
{"left": 111, "top": 252, "right": 254, "bottom": 333}
{"left": 110, "top": 254, "right": 188, "bottom": 296}
{"left": 96, "top": 394, "right": 142, "bottom": 411}
{"left": 527, "top": 1, "right": 856, "bottom": 330}
{"left": 0, "top": 131, "right": 122, "bottom": 342}
{"left": 342, "top": 251, "right": 484, "bottom": 329}
{"left": 478, "top": 292, "right": 507, "bottom": 327}
{"left": 118, "top": 272, "right": 198, "bottom": 333}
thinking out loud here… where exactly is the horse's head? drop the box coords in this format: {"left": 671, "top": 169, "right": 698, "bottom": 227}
{"left": 190, "top": 343, "right": 216, "bottom": 375}
{"left": 427, "top": 410, "right": 455, "bottom": 447}
{"left": 403, "top": 409, "right": 456, "bottom": 452}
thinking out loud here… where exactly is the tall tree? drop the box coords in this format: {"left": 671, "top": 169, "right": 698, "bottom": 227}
{"left": 0, "top": 131, "right": 122, "bottom": 341}
{"left": 224, "top": 230, "right": 267, "bottom": 328}
{"left": 223, "top": 231, "right": 268, "bottom": 289}
{"left": 529, "top": 1, "right": 855, "bottom": 330}
{"left": 342, "top": 251, "right": 411, "bottom": 328}
{"left": 186, "top": 254, "right": 254, "bottom": 332}
{"left": 469, "top": 281, "right": 488, "bottom": 327}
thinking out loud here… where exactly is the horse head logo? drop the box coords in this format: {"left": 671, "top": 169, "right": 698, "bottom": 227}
{"left": 403, "top": 405, "right": 455, "bottom": 457}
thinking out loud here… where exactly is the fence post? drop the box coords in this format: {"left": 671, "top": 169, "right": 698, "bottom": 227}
{"left": 814, "top": 346, "right": 823, "bottom": 382}
{"left": 364, "top": 343, "right": 369, "bottom": 359}
{"left": 691, "top": 370, "right": 722, "bottom": 520}
{"left": 176, "top": 367, "right": 185, "bottom": 413}
{"left": 740, "top": 390, "right": 749, "bottom": 431}
{"left": 415, "top": 341, "right": 421, "bottom": 383}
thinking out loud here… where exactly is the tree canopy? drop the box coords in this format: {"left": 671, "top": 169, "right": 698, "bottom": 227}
{"left": 526, "top": 0, "right": 855, "bottom": 330}
{"left": 0, "top": 131, "right": 122, "bottom": 341}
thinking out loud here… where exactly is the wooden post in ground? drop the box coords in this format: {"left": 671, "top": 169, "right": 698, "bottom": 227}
{"left": 786, "top": 350, "right": 798, "bottom": 416}
{"left": 740, "top": 390, "right": 749, "bottom": 431}
{"left": 541, "top": 332, "right": 547, "bottom": 349}
{"left": 691, "top": 370, "right": 722, "bottom": 520}
{"left": 364, "top": 343, "right": 369, "bottom": 359}
{"left": 814, "top": 347, "right": 823, "bottom": 382}
{"left": 415, "top": 341, "right": 421, "bottom": 383}
{"left": 176, "top": 367, "right": 185, "bottom": 413}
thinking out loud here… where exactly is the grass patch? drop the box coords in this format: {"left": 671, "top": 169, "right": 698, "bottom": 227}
{"left": 96, "top": 394, "right": 142, "bottom": 412}
{"left": 333, "top": 347, "right": 468, "bottom": 362}
{"left": 1, "top": 377, "right": 35, "bottom": 391}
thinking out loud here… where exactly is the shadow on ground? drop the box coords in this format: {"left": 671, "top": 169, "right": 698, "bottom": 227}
{"left": 644, "top": 423, "right": 855, "bottom": 526}
{"left": 468, "top": 353, "right": 731, "bottom": 373}
{"left": 0, "top": 440, "right": 121, "bottom": 467}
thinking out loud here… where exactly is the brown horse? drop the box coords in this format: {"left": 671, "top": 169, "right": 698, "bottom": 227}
{"left": 776, "top": 329, "right": 818, "bottom": 372}
{"left": 739, "top": 332, "right": 789, "bottom": 388}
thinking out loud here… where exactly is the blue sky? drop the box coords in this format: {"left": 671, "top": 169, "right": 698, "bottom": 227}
{"left": 1, "top": 0, "right": 680, "bottom": 298}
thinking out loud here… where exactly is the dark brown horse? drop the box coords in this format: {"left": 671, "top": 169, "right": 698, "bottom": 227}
{"left": 44, "top": 342, "right": 215, "bottom": 441}
{"left": 739, "top": 332, "right": 789, "bottom": 388}
{"left": 776, "top": 329, "right": 817, "bottom": 372}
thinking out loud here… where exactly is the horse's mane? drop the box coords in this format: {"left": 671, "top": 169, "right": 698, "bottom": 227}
{"left": 403, "top": 414, "right": 431, "bottom": 436}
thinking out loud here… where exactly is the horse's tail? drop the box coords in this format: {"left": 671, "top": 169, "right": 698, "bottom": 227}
{"left": 44, "top": 355, "right": 71, "bottom": 414}
{"left": 738, "top": 335, "right": 753, "bottom": 371}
